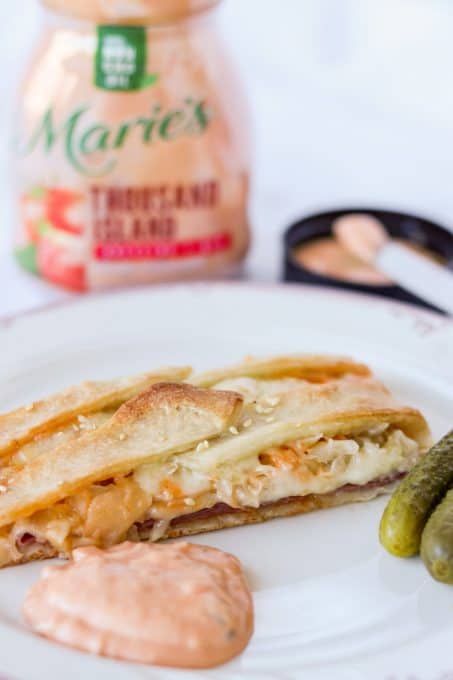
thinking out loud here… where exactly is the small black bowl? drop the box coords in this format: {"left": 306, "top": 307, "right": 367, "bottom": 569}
{"left": 283, "top": 207, "right": 453, "bottom": 314}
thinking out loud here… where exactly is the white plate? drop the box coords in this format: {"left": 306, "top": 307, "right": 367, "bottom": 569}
{"left": 0, "top": 283, "right": 452, "bottom": 680}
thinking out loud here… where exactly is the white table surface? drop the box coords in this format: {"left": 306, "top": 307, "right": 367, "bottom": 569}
{"left": 1, "top": 0, "right": 453, "bottom": 317}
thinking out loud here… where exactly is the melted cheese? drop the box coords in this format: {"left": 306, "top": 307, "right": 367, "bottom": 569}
{"left": 0, "top": 423, "right": 420, "bottom": 567}
{"left": 135, "top": 427, "right": 419, "bottom": 513}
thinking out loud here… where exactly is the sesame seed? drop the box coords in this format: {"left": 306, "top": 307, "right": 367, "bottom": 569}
{"left": 184, "top": 498, "right": 195, "bottom": 506}
{"left": 265, "top": 396, "right": 281, "bottom": 407}
{"left": 0, "top": 485, "right": 7, "bottom": 493}
{"left": 265, "top": 416, "right": 275, "bottom": 423}
{"left": 72, "top": 424, "right": 79, "bottom": 432}
{"left": 78, "top": 414, "right": 96, "bottom": 431}
{"left": 119, "top": 433, "right": 126, "bottom": 441}
{"left": 255, "top": 404, "right": 273, "bottom": 415}
{"left": 243, "top": 419, "right": 253, "bottom": 428}
{"left": 196, "top": 440, "right": 209, "bottom": 453}
{"left": 229, "top": 426, "right": 239, "bottom": 435}
{"left": 25, "top": 404, "right": 35, "bottom": 412}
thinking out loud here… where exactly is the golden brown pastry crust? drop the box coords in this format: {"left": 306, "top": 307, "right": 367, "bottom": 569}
{"left": 0, "top": 354, "right": 431, "bottom": 568}
{"left": 117, "top": 380, "right": 240, "bottom": 422}
{"left": 0, "top": 367, "right": 191, "bottom": 462}
{"left": 192, "top": 355, "right": 371, "bottom": 387}
{"left": 0, "top": 383, "right": 243, "bottom": 527}
{"left": 182, "top": 370, "right": 431, "bottom": 473}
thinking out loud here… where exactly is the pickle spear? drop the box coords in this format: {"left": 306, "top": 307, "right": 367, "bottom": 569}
{"left": 421, "top": 488, "right": 453, "bottom": 583}
{"left": 379, "top": 430, "right": 453, "bottom": 557}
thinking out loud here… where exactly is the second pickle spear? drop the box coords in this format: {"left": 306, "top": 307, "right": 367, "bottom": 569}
{"left": 379, "top": 430, "right": 453, "bottom": 557}
{"left": 421, "top": 488, "right": 453, "bottom": 583}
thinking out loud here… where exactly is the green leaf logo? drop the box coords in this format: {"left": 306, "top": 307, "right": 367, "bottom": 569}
{"left": 14, "top": 244, "right": 38, "bottom": 275}
{"left": 27, "top": 186, "right": 46, "bottom": 200}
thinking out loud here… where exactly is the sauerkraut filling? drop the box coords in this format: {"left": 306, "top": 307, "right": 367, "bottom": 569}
{"left": 134, "top": 425, "right": 419, "bottom": 524}
{"left": 0, "top": 424, "right": 421, "bottom": 564}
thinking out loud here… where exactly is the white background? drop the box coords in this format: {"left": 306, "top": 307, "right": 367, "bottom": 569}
{"left": 1, "top": 0, "right": 453, "bottom": 316}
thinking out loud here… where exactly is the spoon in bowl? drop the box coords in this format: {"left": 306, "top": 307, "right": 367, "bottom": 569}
{"left": 333, "top": 213, "right": 453, "bottom": 315}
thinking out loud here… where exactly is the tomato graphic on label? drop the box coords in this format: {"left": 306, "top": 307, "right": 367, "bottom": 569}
{"left": 37, "top": 230, "right": 86, "bottom": 292}
{"left": 16, "top": 186, "right": 86, "bottom": 290}
{"left": 45, "top": 189, "right": 84, "bottom": 235}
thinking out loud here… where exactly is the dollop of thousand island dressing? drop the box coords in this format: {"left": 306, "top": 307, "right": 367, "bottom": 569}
{"left": 22, "top": 542, "right": 254, "bottom": 669}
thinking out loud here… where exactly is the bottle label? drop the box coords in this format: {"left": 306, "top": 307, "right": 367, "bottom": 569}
{"left": 15, "top": 22, "right": 250, "bottom": 291}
